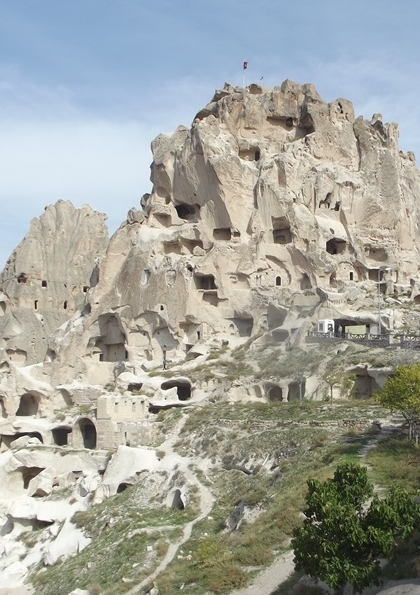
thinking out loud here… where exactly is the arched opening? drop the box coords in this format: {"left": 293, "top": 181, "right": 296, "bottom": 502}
{"left": 161, "top": 380, "right": 192, "bottom": 401}
{"left": 76, "top": 418, "right": 97, "bottom": 449}
{"left": 171, "top": 489, "right": 185, "bottom": 510}
{"left": 117, "top": 483, "right": 130, "bottom": 493}
{"left": 272, "top": 217, "right": 292, "bottom": 244}
{"left": 52, "top": 427, "right": 72, "bottom": 446}
{"left": 17, "top": 273, "right": 27, "bottom": 284}
{"left": 34, "top": 300, "right": 38, "bottom": 310}
{"left": 326, "top": 238, "right": 347, "bottom": 255}
{"left": 63, "top": 301, "right": 68, "bottom": 310}
{"left": 288, "top": 380, "right": 306, "bottom": 402}
{"left": 267, "top": 385, "right": 283, "bottom": 402}
{"left": 174, "top": 203, "right": 199, "bottom": 221}
{"left": 41, "top": 280, "right": 47, "bottom": 288}
{"left": 16, "top": 394, "right": 39, "bottom": 416}
{"left": 275, "top": 276, "right": 282, "bottom": 286}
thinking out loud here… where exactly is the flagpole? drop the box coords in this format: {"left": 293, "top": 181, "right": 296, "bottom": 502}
{"left": 243, "top": 61, "right": 248, "bottom": 88}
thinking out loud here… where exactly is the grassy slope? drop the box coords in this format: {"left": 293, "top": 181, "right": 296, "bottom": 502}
{"left": 29, "top": 341, "right": 420, "bottom": 595}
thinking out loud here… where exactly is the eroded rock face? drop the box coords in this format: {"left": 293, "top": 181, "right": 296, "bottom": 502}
{"left": 0, "top": 200, "right": 108, "bottom": 366}
{"left": 45, "top": 81, "right": 420, "bottom": 383}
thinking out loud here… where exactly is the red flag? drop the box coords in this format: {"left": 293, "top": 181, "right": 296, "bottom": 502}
{"left": 243, "top": 61, "right": 248, "bottom": 70}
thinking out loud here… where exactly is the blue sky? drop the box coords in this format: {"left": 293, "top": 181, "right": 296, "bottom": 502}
{"left": 1, "top": 0, "right": 419, "bottom": 268}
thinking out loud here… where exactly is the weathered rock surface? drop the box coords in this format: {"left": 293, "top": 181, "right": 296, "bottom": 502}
{"left": 0, "top": 200, "right": 108, "bottom": 367}
{"left": 1, "top": 80, "right": 420, "bottom": 591}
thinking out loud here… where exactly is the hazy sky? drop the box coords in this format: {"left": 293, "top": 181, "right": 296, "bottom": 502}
{"left": 1, "top": 0, "right": 419, "bottom": 268}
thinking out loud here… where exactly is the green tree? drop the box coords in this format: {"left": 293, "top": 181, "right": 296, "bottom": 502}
{"left": 292, "top": 463, "right": 419, "bottom": 595}
{"left": 375, "top": 363, "right": 420, "bottom": 442}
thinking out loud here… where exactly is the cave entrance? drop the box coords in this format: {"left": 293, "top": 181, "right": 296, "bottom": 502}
{"left": 287, "top": 380, "right": 306, "bottom": 402}
{"left": 171, "top": 489, "right": 185, "bottom": 510}
{"left": 16, "top": 394, "right": 39, "bottom": 416}
{"left": 326, "top": 238, "right": 347, "bottom": 255}
{"left": 76, "top": 418, "right": 97, "bottom": 449}
{"left": 161, "top": 380, "right": 192, "bottom": 401}
{"left": 194, "top": 274, "right": 217, "bottom": 290}
{"left": 52, "top": 427, "right": 72, "bottom": 446}
{"left": 213, "top": 228, "right": 232, "bottom": 241}
{"left": 272, "top": 217, "right": 292, "bottom": 244}
{"left": 267, "top": 385, "right": 283, "bottom": 402}
{"left": 175, "top": 203, "right": 199, "bottom": 221}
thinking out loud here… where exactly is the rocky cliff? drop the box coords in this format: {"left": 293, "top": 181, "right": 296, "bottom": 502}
{"left": 43, "top": 80, "right": 420, "bottom": 384}
{"left": 2, "top": 80, "right": 420, "bottom": 593}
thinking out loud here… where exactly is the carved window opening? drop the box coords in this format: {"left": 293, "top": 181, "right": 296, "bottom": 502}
{"left": 288, "top": 380, "right": 306, "bottom": 402}
{"left": 272, "top": 217, "right": 292, "bottom": 244}
{"left": 174, "top": 203, "right": 199, "bottom": 221}
{"left": 34, "top": 300, "right": 38, "bottom": 310}
{"left": 161, "top": 380, "right": 192, "bottom": 401}
{"left": 52, "top": 427, "right": 71, "bottom": 446}
{"left": 17, "top": 273, "right": 27, "bottom": 284}
{"left": 349, "top": 272, "right": 354, "bottom": 281}
{"left": 83, "top": 286, "right": 89, "bottom": 293}
{"left": 63, "top": 301, "right": 68, "bottom": 310}
{"left": 76, "top": 418, "right": 97, "bottom": 449}
{"left": 275, "top": 276, "right": 282, "bottom": 286}
{"left": 41, "top": 280, "right": 47, "bottom": 288}
{"left": 334, "top": 201, "right": 341, "bottom": 211}
{"left": 213, "top": 228, "right": 231, "bottom": 241}
{"left": 267, "top": 385, "right": 283, "bottom": 402}
{"left": 326, "top": 238, "right": 346, "bottom": 255}
{"left": 16, "top": 394, "right": 39, "bottom": 416}
{"left": 194, "top": 274, "right": 217, "bottom": 290}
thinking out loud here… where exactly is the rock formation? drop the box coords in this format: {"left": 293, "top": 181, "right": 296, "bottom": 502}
{"left": 2, "top": 80, "right": 420, "bottom": 590}
{"left": 0, "top": 200, "right": 108, "bottom": 366}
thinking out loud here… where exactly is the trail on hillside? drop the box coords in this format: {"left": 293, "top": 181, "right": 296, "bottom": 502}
{"left": 228, "top": 418, "right": 398, "bottom": 595}
{"left": 125, "top": 416, "right": 215, "bottom": 595}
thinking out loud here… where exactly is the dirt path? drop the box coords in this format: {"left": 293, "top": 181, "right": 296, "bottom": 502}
{"left": 125, "top": 416, "right": 215, "bottom": 595}
{"left": 229, "top": 551, "right": 295, "bottom": 595}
